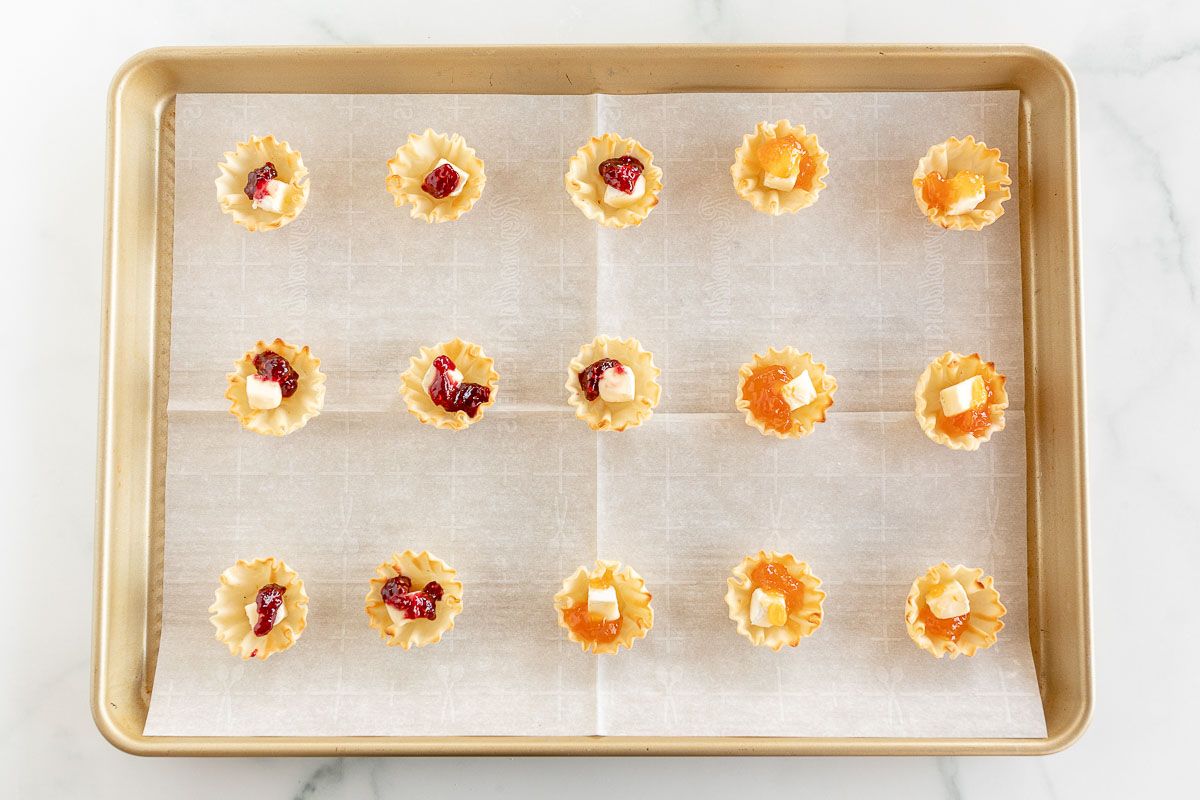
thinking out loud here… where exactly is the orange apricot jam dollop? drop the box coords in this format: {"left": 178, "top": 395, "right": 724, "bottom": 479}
{"left": 937, "top": 379, "right": 996, "bottom": 438}
{"left": 921, "top": 170, "right": 986, "bottom": 214}
{"left": 742, "top": 365, "right": 794, "bottom": 433}
{"left": 564, "top": 579, "right": 621, "bottom": 643}
{"left": 757, "top": 135, "right": 818, "bottom": 191}
{"left": 750, "top": 562, "right": 805, "bottom": 613}
{"left": 918, "top": 605, "right": 970, "bottom": 642}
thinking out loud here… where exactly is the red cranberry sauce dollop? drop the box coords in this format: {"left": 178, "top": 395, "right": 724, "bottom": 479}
{"left": 421, "top": 163, "right": 461, "bottom": 199}
{"left": 243, "top": 162, "right": 278, "bottom": 202}
{"left": 380, "top": 574, "right": 412, "bottom": 605}
{"left": 253, "top": 350, "right": 299, "bottom": 398}
{"left": 428, "top": 354, "right": 491, "bottom": 417}
{"left": 578, "top": 358, "right": 624, "bottom": 401}
{"left": 253, "top": 583, "right": 287, "bottom": 637}
{"left": 598, "top": 155, "right": 644, "bottom": 194}
{"left": 382, "top": 573, "right": 444, "bottom": 621}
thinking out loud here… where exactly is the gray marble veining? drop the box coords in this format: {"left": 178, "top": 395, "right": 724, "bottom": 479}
{"left": 3, "top": 0, "right": 1196, "bottom": 796}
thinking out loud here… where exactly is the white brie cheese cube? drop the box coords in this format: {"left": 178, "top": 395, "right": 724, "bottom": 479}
{"left": 587, "top": 585, "right": 621, "bottom": 621}
{"left": 749, "top": 588, "right": 788, "bottom": 628}
{"left": 939, "top": 375, "right": 986, "bottom": 417}
{"left": 431, "top": 158, "right": 469, "bottom": 197}
{"left": 385, "top": 603, "right": 409, "bottom": 628}
{"left": 246, "top": 375, "right": 283, "bottom": 410}
{"left": 598, "top": 363, "right": 636, "bottom": 403}
{"left": 244, "top": 599, "right": 287, "bottom": 632}
{"left": 780, "top": 370, "right": 817, "bottom": 410}
{"left": 925, "top": 579, "right": 970, "bottom": 619}
{"left": 762, "top": 170, "right": 799, "bottom": 191}
{"left": 251, "top": 179, "right": 291, "bottom": 213}
{"left": 422, "top": 363, "right": 463, "bottom": 394}
{"left": 602, "top": 174, "right": 646, "bottom": 208}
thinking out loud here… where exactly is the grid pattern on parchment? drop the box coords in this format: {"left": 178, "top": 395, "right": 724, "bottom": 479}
{"left": 145, "top": 90, "right": 1043, "bottom": 738}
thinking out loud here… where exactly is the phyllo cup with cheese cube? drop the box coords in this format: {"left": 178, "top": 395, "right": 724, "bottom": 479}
{"left": 905, "top": 562, "right": 1006, "bottom": 659}
{"left": 209, "top": 556, "right": 309, "bottom": 660}
{"left": 554, "top": 560, "right": 653, "bottom": 654}
{"left": 226, "top": 338, "right": 326, "bottom": 437}
{"left": 914, "top": 351, "right": 1008, "bottom": 450}
{"left": 913, "top": 136, "right": 1011, "bottom": 231}
{"left": 565, "top": 335, "right": 662, "bottom": 432}
{"left": 399, "top": 338, "right": 499, "bottom": 431}
{"left": 386, "top": 129, "right": 486, "bottom": 223}
{"left": 364, "top": 551, "right": 464, "bottom": 650}
{"left": 736, "top": 346, "right": 837, "bottom": 439}
{"left": 215, "top": 134, "right": 310, "bottom": 232}
{"left": 725, "top": 551, "right": 825, "bottom": 651}
{"left": 730, "top": 120, "right": 830, "bottom": 216}
{"left": 564, "top": 133, "right": 663, "bottom": 229}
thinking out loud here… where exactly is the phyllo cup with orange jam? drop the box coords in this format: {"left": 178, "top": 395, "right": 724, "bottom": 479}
{"left": 736, "top": 346, "right": 836, "bottom": 439}
{"left": 914, "top": 351, "right": 1008, "bottom": 450}
{"left": 905, "top": 562, "right": 1006, "bottom": 659}
{"left": 731, "top": 120, "right": 830, "bottom": 215}
{"left": 554, "top": 560, "right": 653, "bottom": 654}
{"left": 725, "top": 551, "right": 825, "bottom": 651}
{"left": 913, "top": 135, "right": 1011, "bottom": 230}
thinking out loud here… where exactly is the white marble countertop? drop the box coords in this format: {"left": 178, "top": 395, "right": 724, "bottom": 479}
{"left": 2, "top": 0, "right": 1193, "bottom": 796}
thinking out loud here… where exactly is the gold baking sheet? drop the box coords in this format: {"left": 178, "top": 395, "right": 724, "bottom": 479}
{"left": 94, "top": 45, "right": 1089, "bottom": 756}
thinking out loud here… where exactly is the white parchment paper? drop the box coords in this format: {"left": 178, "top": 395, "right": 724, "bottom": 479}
{"left": 145, "top": 90, "right": 1045, "bottom": 738}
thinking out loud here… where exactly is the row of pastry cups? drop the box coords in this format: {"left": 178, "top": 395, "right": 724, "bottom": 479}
{"left": 229, "top": 337, "right": 1008, "bottom": 451}
{"left": 213, "top": 553, "right": 1005, "bottom": 661}
{"left": 217, "top": 128, "right": 1010, "bottom": 232}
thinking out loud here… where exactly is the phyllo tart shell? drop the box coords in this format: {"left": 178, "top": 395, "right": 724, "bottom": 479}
{"left": 364, "top": 551, "right": 464, "bottom": 650}
{"left": 564, "top": 133, "right": 663, "bottom": 229}
{"left": 736, "top": 346, "right": 837, "bottom": 439}
{"left": 385, "top": 130, "right": 486, "bottom": 223}
{"left": 730, "top": 120, "right": 830, "bottom": 215}
{"left": 554, "top": 560, "right": 653, "bottom": 655}
{"left": 399, "top": 338, "right": 499, "bottom": 430}
{"left": 215, "top": 134, "right": 310, "bottom": 232}
{"left": 912, "top": 135, "right": 1011, "bottom": 231}
{"left": 905, "top": 562, "right": 1006, "bottom": 659}
{"left": 209, "top": 557, "right": 308, "bottom": 660}
{"left": 565, "top": 335, "right": 662, "bottom": 432}
{"left": 725, "top": 551, "right": 825, "bottom": 651}
{"left": 225, "top": 338, "right": 326, "bottom": 437}
{"left": 914, "top": 351, "right": 1008, "bottom": 451}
